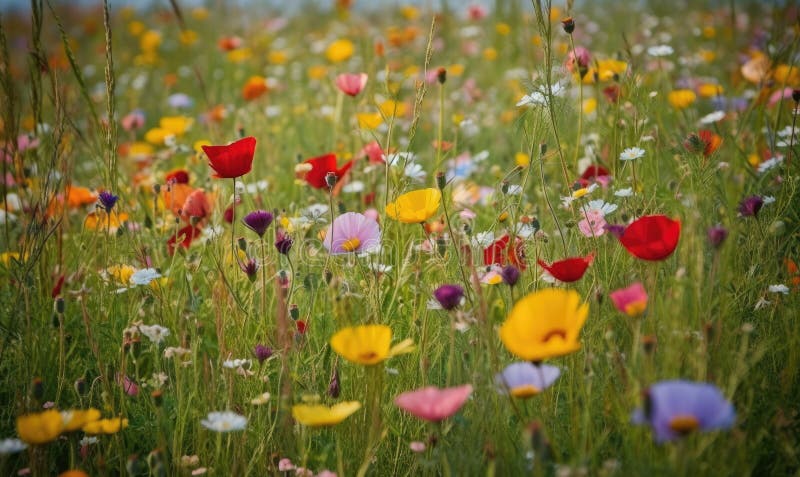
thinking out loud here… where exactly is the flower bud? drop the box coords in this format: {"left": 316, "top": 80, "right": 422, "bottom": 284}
{"left": 436, "top": 171, "right": 446, "bottom": 190}
{"left": 327, "top": 366, "right": 340, "bottom": 398}
{"left": 561, "top": 17, "right": 575, "bottom": 34}
{"left": 289, "top": 304, "right": 300, "bottom": 320}
{"left": 151, "top": 389, "right": 163, "bottom": 407}
{"left": 325, "top": 172, "right": 337, "bottom": 189}
{"left": 793, "top": 89, "right": 800, "bottom": 103}
{"left": 436, "top": 67, "right": 447, "bottom": 84}
{"left": 32, "top": 377, "right": 44, "bottom": 400}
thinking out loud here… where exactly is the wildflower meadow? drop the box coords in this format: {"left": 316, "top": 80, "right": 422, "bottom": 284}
{"left": 1, "top": 0, "right": 799, "bottom": 475}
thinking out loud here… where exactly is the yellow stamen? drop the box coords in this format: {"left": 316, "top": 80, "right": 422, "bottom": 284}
{"left": 342, "top": 237, "right": 361, "bottom": 252}
{"left": 624, "top": 300, "right": 647, "bottom": 317}
{"left": 669, "top": 415, "right": 699, "bottom": 433}
{"left": 510, "top": 385, "right": 540, "bottom": 398}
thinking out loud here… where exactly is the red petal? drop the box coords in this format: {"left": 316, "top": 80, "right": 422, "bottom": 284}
{"left": 302, "top": 153, "right": 338, "bottom": 189}
{"left": 167, "top": 225, "right": 202, "bottom": 255}
{"left": 618, "top": 215, "right": 681, "bottom": 261}
{"left": 202, "top": 136, "right": 256, "bottom": 179}
{"left": 51, "top": 274, "right": 65, "bottom": 298}
{"left": 483, "top": 235, "right": 511, "bottom": 266}
{"left": 537, "top": 253, "right": 594, "bottom": 282}
{"left": 580, "top": 165, "right": 609, "bottom": 180}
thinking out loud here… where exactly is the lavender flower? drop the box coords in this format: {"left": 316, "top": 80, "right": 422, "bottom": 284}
{"left": 254, "top": 344, "right": 272, "bottom": 364}
{"left": 495, "top": 362, "right": 561, "bottom": 398}
{"left": 275, "top": 230, "right": 293, "bottom": 255}
{"left": 707, "top": 225, "right": 728, "bottom": 248}
{"left": 500, "top": 265, "right": 521, "bottom": 286}
{"left": 433, "top": 284, "right": 464, "bottom": 310}
{"left": 242, "top": 210, "right": 274, "bottom": 238}
{"left": 632, "top": 380, "right": 735, "bottom": 443}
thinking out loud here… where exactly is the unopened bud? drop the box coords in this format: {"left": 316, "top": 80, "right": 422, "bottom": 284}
{"left": 152, "top": 183, "right": 161, "bottom": 194}
{"left": 793, "top": 89, "right": 800, "bottom": 103}
{"left": 325, "top": 172, "right": 337, "bottom": 189}
{"left": 237, "top": 237, "right": 247, "bottom": 251}
{"left": 151, "top": 389, "right": 163, "bottom": 407}
{"left": 289, "top": 304, "right": 300, "bottom": 320}
{"left": 501, "top": 180, "right": 510, "bottom": 194}
{"left": 539, "top": 143, "right": 547, "bottom": 156}
{"left": 561, "top": 17, "right": 575, "bottom": 34}
{"left": 436, "top": 171, "right": 446, "bottom": 190}
{"left": 327, "top": 366, "right": 340, "bottom": 398}
{"left": 436, "top": 67, "right": 447, "bottom": 84}
{"left": 32, "top": 377, "right": 44, "bottom": 400}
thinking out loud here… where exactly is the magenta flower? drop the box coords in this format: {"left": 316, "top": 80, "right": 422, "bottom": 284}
{"left": 707, "top": 225, "right": 728, "bottom": 248}
{"left": 275, "top": 229, "right": 293, "bottom": 255}
{"left": 565, "top": 46, "right": 591, "bottom": 74}
{"left": 433, "top": 284, "right": 464, "bottom": 310}
{"left": 632, "top": 380, "right": 735, "bottom": 443}
{"left": 495, "top": 363, "right": 560, "bottom": 398}
{"left": 335, "top": 73, "right": 368, "bottom": 97}
{"left": 394, "top": 384, "right": 472, "bottom": 422}
{"left": 738, "top": 195, "right": 763, "bottom": 217}
{"left": 242, "top": 210, "right": 274, "bottom": 237}
{"left": 323, "top": 212, "right": 381, "bottom": 255}
{"left": 609, "top": 282, "right": 648, "bottom": 317}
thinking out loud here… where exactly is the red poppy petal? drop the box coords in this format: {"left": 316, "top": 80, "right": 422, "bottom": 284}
{"left": 303, "top": 153, "right": 338, "bottom": 189}
{"left": 537, "top": 253, "right": 593, "bottom": 282}
{"left": 202, "top": 137, "right": 256, "bottom": 179}
{"left": 618, "top": 215, "right": 681, "bottom": 261}
{"left": 167, "top": 225, "right": 202, "bottom": 255}
{"left": 483, "top": 235, "right": 511, "bottom": 266}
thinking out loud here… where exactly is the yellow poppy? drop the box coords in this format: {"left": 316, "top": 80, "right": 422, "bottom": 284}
{"left": 144, "top": 128, "right": 171, "bottom": 145}
{"left": 386, "top": 188, "right": 441, "bottom": 224}
{"left": 330, "top": 324, "right": 414, "bottom": 365}
{"left": 292, "top": 401, "right": 361, "bottom": 427}
{"left": 84, "top": 210, "right": 129, "bottom": 233}
{"left": 82, "top": 417, "right": 128, "bottom": 435}
{"left": 499, "top": 288, "right": 589, "bottom": 361}
{"left": 159, "top": 116, "right": 192, "bottom": 136}
{"left": 1, "top": 252, "right": 28, "bottom": 266}
{"left": 667, "top": 89, "right": 697, "bottom": 109}
{"left": 16, "top": 410, "right": 64, "bottom": 444}
{"left": 325, "top": 39, "right": 354, "bottom": 63}
{"left": 356, "top": 112, "right": 383, "bottom": 130}
{"left": 61, "top": 408, "right": 101, "bottom": 432}
{"left": 583, "top": 59, "right": 627, "bottom": 84}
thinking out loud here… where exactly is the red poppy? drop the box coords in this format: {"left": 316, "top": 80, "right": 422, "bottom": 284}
{"left": 165, "top": 169, "right": 190, "bottom": 184}
{"left": 300, "top": 153, "right": 354, "bottom": 189}
{"left": 580, "top": 165, "right": 609, "bottom": 181}
{"left": 51, "top": 274, "right": 65, "bottom": 298}
{"left": 202, "top": 136, "right": 256, "bottom": 179}
{"left": 167, "top": 225, "right": 202, "bottom": 255}
{"left": 537, "top": 253, "right": 594, "bottom": 282}
{"left": 617, "top": 215, "right": 681, "bottom": 261}
{"left": 483, "top": 235, "right": 527, "bottom": 270}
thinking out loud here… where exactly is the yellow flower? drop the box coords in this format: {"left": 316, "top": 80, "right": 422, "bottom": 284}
{"left": 191, "top": 7, "right": 209, "bottom": 20}
{"left": 144, "top": 128, "right": 172, "bottom": 145}
{"left": 325, "top": 39, "right": 354, "bottom": 63}
{"left": 582, "top": 97, "right": 597, "bottom": 114}
{"left": 668, "top": 89, "right": 697, "bottom": 109}
{"left": 179, "top": 30, "right": 198, "bottom": 46}
{"left": 448, "top": 64, "right": 464, "bottom": 77}
{"left": 106, "top": 265, "right": 135, "bottom": 285}
{"left": 698, "top": 83, "right": 723, "bottom": 98}
{"left": 399, "top": 5, "right": 419, "bottom": 20}
{"left": 292, "top": 401, "right": 361, "bottom": 427}
{"left": 140, "top": 30, "right": 162, "bottom": 52}
{"left": 774, "top": 64, "right": 799, "bottom": 87}
{"left": 128, "top": 141, "right": 154, "bottom": 158}
{"left": 307, "top": 65, "right": 328, "bottom": 80}
{"left": 386, "top": 188, "right": 441, "bottom": 224}
{"left": 356, "top": 112, "right": 383, "bottom": 130}
{"left": 483, "top": 48, "right": 498, "bottom": 61}
{"left": 226, "top": 48, "right": 252, "bottom": 64}
{"left": 495, "top": 23, "right": 511, "bottom": 35}
{"left": 515, "top": 152, "right": 530, "bottom": 167}
{"left": 84, "top": 211, "right": 129, "bottom": 233}
{"left": 61, "top": 408, "right": 101, "bottom": 432}
{"left": 16, "top": 410, "right": 63, "bottom": 444}
{"left": 378, "top": 99, "right": 407, "bottom": 118}
{"left": 1, "top": 252, "right": 27, "bottom": 266}
{"left": 82, "top": 417, "right": 128, "bottom": 435}
{"left": 330, "top": 324, "right": 414, "bottom": 365}
{"left": 499, "top": 288, "right": 589, "bottom": 361}
{"left": 159, "top": 116, "right": 192, "bottom": 136}
{"left": 268, "top": 50, "right": 289, "bottom": 65}
{"left": 128, "top": 20, "right": 145, "bottom": 36}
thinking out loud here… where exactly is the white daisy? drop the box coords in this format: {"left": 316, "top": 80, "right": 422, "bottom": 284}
{"left": 130, "top": 268, "right": 162, "bottom": 286}
{"left": 757, "top": 156, "right": 783, "bottom": 174}
{"left": 138, "top": 324, "right": 170, "bottom": 344}
{"left": 768, "top": 284, "right": 790, "bottom": 295}
{"left": 586, "top": 199, "right": 618, "bottom": 216}
{"left": 200, "top": 411, "right": 247, "bottom": 432}
{"left": 0, "top": 438, "right": 27, "bottom": 455}
{"left": 614, "top": 188, "right": 634, "bottom": 197}
{"left": 698, "top": 110, "right": 726, "bottom": 125}
{"left": 647, "top": 45, "right": 674, "bottom": 56}
{"left": 404, "top": 162, "right": 427, "bottom": 182}
{"left": 619, "top": 147, "right": 646, "bottom": 161}
{"left": 222, "top": 358, "right": 251, "bottom": 369}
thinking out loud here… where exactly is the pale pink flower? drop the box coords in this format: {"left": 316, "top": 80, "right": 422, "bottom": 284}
{"left": 394, "top": 384, "right": 473, "bottom": 422}
{"left": 578, "top": 209, "right": 608, "bottom": 237}
{"left": 335, "top": 73, "right": 368, "bottom": 97}
{"left": 278, "top": 458, "right": 295, "bottom": 471}
{"left": 609, "top": 282, "right": 648, "bottom": 317}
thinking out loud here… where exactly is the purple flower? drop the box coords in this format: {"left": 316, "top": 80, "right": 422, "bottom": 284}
{"left": 253, "top": 344, "right": 272, "bottom": 364}
{"left": 323, "top": 212, "right": 381, "bottom": 255}
{"left": 495, "top": 362, "right": 560, "bottom": 398}
{"left": 604, "top": 224, "right": 626, "bottom": 239}
{"left": 707, "top": 225, "right": 728, "bottom": 248}
{"left": 738, "top": 195, "right": 763, "bottom": 217}
{"left": 168, "top": 93, "right": 194, "bottom": 109}
{"left": 98, "top": 190, "right": 119, "bottom": 211}
{"left": 632, "top": 380, "right": 735, "bottom": 443}
{"left": 240, "top": 258, "right": 258, "bottom": 282}
{"left": 433, "top": 284, "right": 464, "bottom": 310}
{"left": 500, "top": 265, "right": 520, "bottom": 286}
{"left": 242, "top": 210, "right": 274, "bottom": 238}
{"left": 275, "top": 230, "right": 293, "bottom": 255}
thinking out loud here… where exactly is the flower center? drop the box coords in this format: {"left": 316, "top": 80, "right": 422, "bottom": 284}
{"left": 510, "top": 385, "right": 540, "bottom": 398}
{"left": 668, "top": 415, "right": 699, "bottom": 433}
{"left": 358, "top": 351, "right": 378, "bottom": 362}
{"left": 342, "top": 237, "right": 361, "bottom": 252}
{"left": 541, "top": 328, "right": 568, "bottom": 344}
{"left": 624, "top": 300, "right": 647, "bottom": 317}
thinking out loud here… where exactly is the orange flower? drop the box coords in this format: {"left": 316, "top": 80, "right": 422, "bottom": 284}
{"left": 242, "top": 76, "right": 268, "bottom": 101}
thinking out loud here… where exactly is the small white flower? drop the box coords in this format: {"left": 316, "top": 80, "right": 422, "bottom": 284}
{"left": 699, "top": 110, "right": 726, "bottom": 125}
{"left": 78, "top": 436, "right": 98, "bottom": 447}
{"left": 614, "top": 188, "right": 634, "bottom": 198}
{"left": 303, "top": 204, "right": 329, "bottom": 221}
{"left": 369, "top": 263, "right": 392, "bottom": 273}
{"left": 164, "top": 347, "right": 191, "bottom": 359}
{"left": 459, "top": 118, "right": 479, "bottom": 137}
{"left": 505, "top": 185, "right": 523, "bottom": 195}
{"left": 768, "top": 284, "right": 790, "bottom": 295}
{"left": 200, "top": 411, "right": 247, "bottom": 432}
{"left": 647, "top": 45, "right": 674, "bottom": 57}
{"left": 471, "top": 231, "right": 495, "bottom": 248}
{"left": 586, "top": 199, "right": 618, "bottom": 216}
{"left": 245, "top": 180, "right": 269, "bottom": 193}
{"left": 619, "top": 147, "right": 646, "bottom": 161}
{"left": 0, "top": 438, "right": 27, "bottom": 454}
{"left": 342, "top": 181, "right": 365, "bottom": 193}
{"left": 757, "top": 156, "right": 783, "bottom": 174}
{"left": 130, "top": 268, "right": 162, "bottom": 286}
{"left": 514, "top": 223, "right": 536, "bottom": 239}
{"left": 223, "top": 358, "right": 251, "bottom": 369}
{"left": 763, "top": 196, "right": 776, "bottom": 205}
{"left": 138, "top": 324, "right": 170, "bottom": 344}
{"left": 250, "top": 392, "right": 271, "bottom": 405}
{"left": 404, "top": 162, "right": 427, "bottom": 182}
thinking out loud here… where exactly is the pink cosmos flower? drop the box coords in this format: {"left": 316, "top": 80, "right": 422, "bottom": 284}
{"left": 609, "top": 282, "right": 648, "bottom": 317}
{"left": 467, "top": 4, "right": 487, "bottom": 21}
{"left": 394, "top": 384, "right": 473, "bottom": 422}
{"left": 358, "top": 141, "right": 385, "bottom": 164}
{"left": 578, "top": 209, "right": 608, "bottom": 237}
{"left": 121, "top": 111, "right": 146, "bottom": 131}
{"left": 565, "top": 47, "right": 591, "bottom": 74}
{"left": 324, "top": 212, "right": 381, "bottom": 255}
{"left": 335, "top": 73, "right": 368, "bottom": 97}
{"left": 117, "top": 373, "right": 139, "bottom": 396}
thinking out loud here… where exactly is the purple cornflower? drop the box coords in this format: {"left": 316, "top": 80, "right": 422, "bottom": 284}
{"left": 738, "top": 195, "right": 763, "bottom": 217}
{"left": 707, "top": 225, "right": 728, "bottom": 248}
{"left": 242, "top": 210, "right": 274, "bottom": 238}
{"left": 240, "top": 258, "right": 258, "bottom": 282}
{"left": 275, "top": 230, "right": 293, "bottom": 255}
{"left": 632, "top": 380, "right": 735, "bottom": 443}
{"left": 495, "top": 362, "right": 561, "bottom": 398}
{"left": 433, "top": 284, "right": 464, "bottom": 310}
{"left": 323, "top": 212, "right": 381, "bottom": 255}
{"left": 604, "top": 223, "right": 626, "bottom": 239}
{"left": 500, "top": 265, "right": 521, "bottom": 286}
{"left": 254, "top": 344, "right": 273, "bottom": 364}
{"left": 98, "top": 190, "right": 119, "bottom": 211}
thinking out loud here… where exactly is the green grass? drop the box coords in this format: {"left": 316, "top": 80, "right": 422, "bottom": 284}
{"left": 1, "top": 0, "right": 799, "bottom": 475}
